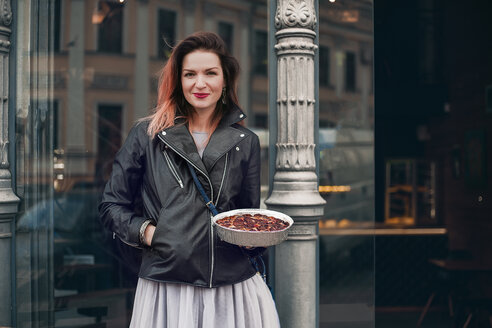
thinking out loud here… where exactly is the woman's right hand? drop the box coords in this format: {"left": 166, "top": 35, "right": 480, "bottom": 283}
{"left": 144, "top": 224, "right": 156, "bottom": 246}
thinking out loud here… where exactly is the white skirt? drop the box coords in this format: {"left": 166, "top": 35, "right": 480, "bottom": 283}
{"left": 129, "top": 274, "right": 280, "bottom": 328}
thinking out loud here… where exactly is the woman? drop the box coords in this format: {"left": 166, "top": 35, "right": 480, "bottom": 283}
{"left": 99, "top": 32, "right": 280, "bottom": 327}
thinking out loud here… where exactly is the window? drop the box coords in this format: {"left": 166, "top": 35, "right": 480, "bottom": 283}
{"left": 157, "top": 9, "right": 177, "bottom": 59}
{"left": 254, "top": 114, "right": 268, "bottom": 129}
{"left": 345, "top": 51, "right": 356, "bottom": 92}
{"left": 97, "top": 1, "right": 124, "bottom": 53}
{"left": 218, "top": 22, "right": 234, "bottom": 54}
{"left": 254, "top": 30, "right": 268, "bottom": 76}
{"left": 319, "top": 46, "right": 331, "bottom": 87}
{"left": 53, "top": 100, "right": 59, "bottom": 149}
{"left": 97, "top": 104, "right": 123, "bottom": 182}
{"left": 54, "top": 0, "right": 62, "bottom": 52}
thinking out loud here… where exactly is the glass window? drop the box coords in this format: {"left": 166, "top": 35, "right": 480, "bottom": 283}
{"left": 53, "top": 100, "right": 59, "bottom": 150}
{"left": 319, "top": 45, "right": 331, "bottom": 87}
{"left": 13, "top": 1, "right": 273, "bottom": 326}
{"left": 157, "top": 9, "right": 177, "bottom": 59}
{"left": 318, "top": 1, "right": 374, "bottom": 326}
{"left": 345, "top": 51, "right": 357, "bottom": 92}
{"left": 96, "top": 104, "right": 123, "bottom": 182}
{"left": 254, "top": 114, "right": 268, "bottom": 129}
{"left": 54, "top": 0, "right": 62, "bottom": 52}
{"left": 218, "top": 21, "right": 234, "bottom": 54}
{"left": 97, "top": 1, "right": 124, "bottom": 53}
{"left": 254, "top": 30, "right": 268, "bottom": 76}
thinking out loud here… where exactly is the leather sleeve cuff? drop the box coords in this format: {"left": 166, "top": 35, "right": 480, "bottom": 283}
{"left": 129, "top": 216, "right": 149, "bottom": 246}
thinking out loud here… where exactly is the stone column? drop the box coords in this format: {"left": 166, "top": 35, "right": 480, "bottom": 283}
{"left": 134, "top": 0, "right": 150, "bottom": 120}
{"left": 0, "top": 0, "right": 21, "bottom": 326}
{"left": 203, "top": 3, "right": 216, "bottom": 32}
{"left": 182, "top": 0, "right": 196, "bottom": 36}
{"left": 265, "top": 1, "right": 325, "bottom": 328}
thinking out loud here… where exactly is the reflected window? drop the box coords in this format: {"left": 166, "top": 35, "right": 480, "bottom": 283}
{"left": 97, "top": 104, "right": 122, "bottom": 182}
{"left": 345, "top": 51, "right": 356, "bottom": 92}
{"left": 319, "top": 46, "right": 331, "bottom": 87}
{"left": 53, "top": 100, "right": 59, "bottom": 150}
{"left": 254, "top": 114, "right": 268, "bottom": 129}
{"left": 158, "top": 9, "right": 177, "bottom": 59}
{"left": 218, "top": 22, "right": 234, "bottom": 54}
{"left": 54, "top": 0, "right": 61, "bottom": 52}
{"left": 97, "top": 1, "right": 124, "bottom": 53}
{"left": 254, "top": 30, "right": 268, "bottom": 76}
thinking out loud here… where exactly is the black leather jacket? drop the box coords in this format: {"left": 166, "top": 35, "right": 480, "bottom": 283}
{"left": 99, "top": 107, "right": 262, "bottom": 288}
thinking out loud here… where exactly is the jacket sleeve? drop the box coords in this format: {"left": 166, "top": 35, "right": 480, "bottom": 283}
{"left": 98, "top": 123, "right": 149, "bottom": 248}
{"left": 238, "top": 133, "right": 261, "bottom": 208}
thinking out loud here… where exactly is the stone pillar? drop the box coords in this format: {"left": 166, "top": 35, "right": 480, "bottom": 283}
{"left": 134, "top": 0, "right": 150, "bottom": 120}
{"left": 0, "top": 0, "right": 21, "bottom": 326}
{"left": 265, "top": 1, "right": 325, "bottom": 328}
{"left": 203, "top": 3, "right": 215, "bottom": 32}
{"left": 182, "top": 0, "right": 196, "bottom": 36}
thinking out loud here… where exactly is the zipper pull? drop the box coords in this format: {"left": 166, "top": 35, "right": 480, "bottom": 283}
{"left": 112, "top": 232, "right": 116, "bottom": 240}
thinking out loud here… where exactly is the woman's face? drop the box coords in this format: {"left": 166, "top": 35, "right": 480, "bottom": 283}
{"left": 181, "top": 50, "right": 225, "bottom": 115}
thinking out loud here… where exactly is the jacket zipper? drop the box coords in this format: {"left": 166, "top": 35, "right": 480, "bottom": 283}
{"left": 162, "top": 149, "right": 184, "bottom": 188}
{"left": 157, "top": 134, "right": 214, "bottom": 201}
{"left": 215, "top": 152, "right": 228, "bottom": 204}
{"left": 209, "top": 152, "right": 228, "bottom": 287}
{"left": 157, "top": 133, "right": 217, "bottom": 287}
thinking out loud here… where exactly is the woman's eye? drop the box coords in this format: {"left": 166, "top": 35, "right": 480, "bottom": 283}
{"left": 207, "top": 71, "right": 217, "bottom": 75}
{"left": 184, "top": 72, "right": 195, "bottom": 77}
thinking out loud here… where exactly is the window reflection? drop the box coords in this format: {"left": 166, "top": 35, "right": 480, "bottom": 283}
{"left": 16, "top": 0, "right": 374, "bottom": 326}
{"left": 345, "top": 51, "right": 357, "bottom": 92}
{"left": 319, "top": 46, "right": 331, "bottom": 87}
{"left": 254, "top": 30, "right": 268, "bottom": 76}
{"left": 218, "top": 21, "right": 234, "bottom": 54}
{"left": 157, "top": 8, "right": 177, "bottom": 59}
{"left": 318, "top": 0, "right": 374, "bottom": 325}
{"left": 96, "top": 1, "right": 124, "bottom": 53}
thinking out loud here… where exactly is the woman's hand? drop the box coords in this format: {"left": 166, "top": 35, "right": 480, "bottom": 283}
{"left": 144, "top": 224, "right": 156, "bottom": 246}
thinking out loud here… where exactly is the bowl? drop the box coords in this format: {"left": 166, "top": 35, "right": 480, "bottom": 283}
{"left": 212, "top": 209, "right": 293, "bottom": 247}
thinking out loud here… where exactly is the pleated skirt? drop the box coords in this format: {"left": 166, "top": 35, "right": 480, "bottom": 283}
{"left": 129, "top": 273, "right": 280, "bottom": 328}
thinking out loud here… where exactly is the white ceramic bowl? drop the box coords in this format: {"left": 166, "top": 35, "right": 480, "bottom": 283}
{"left": 212, "top": 209, "right": 293, "bottom": 247}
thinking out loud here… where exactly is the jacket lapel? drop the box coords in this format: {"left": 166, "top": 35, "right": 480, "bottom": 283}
{"left": 158, "top": 123, "right": 209, "bottom": 175}
{"left": 202, "top": 106, "right": 248, "bottom": 172}
{"left": 201, "top": 125, "right": 246, "bottom": 172}
{"left": 157, "top": 105, "right": 247, "bottom": 175}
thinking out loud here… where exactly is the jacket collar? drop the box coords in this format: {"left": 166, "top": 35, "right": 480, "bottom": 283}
{"left": 157, "top": 106, "right": 248, "bottom": 174}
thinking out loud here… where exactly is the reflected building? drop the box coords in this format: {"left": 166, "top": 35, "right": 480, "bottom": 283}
{"left": 50, "top": 0, "right": 373, "bottom": 204}
{"left": 7, "top": 0, "right": 375, "bottom": 326}
{"left": 51, "top": 0, "right": 270, "bottom": 190}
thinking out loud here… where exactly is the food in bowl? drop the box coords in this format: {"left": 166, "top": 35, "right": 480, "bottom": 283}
{"left": 215, "top": 213, "right": 289, "bottom": 232}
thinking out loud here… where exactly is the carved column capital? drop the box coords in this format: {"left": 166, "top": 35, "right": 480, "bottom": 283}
{"left": 0, "top": 0, "right": 12, "bottom": 27}
{"left": 275, "top": 0, "right": 316, "bottom": 30}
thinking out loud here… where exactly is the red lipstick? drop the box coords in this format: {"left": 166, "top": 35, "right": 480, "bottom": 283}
{"left": 193, "top": 93, "right": 209, "bottom": 98}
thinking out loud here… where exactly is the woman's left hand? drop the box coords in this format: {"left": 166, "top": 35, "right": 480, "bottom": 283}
{"left": 144, "top": 224, "right": 156, "bottom": 246}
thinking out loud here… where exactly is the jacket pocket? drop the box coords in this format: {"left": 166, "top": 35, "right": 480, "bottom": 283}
{"left": 162, "top": 149, "right": 184, "bottom": 188}
{"left": 150, "top": 206, "right": 166, "bottom": 248}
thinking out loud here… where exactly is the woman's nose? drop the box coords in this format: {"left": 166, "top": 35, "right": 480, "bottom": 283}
{"left": 195, "top": 75, "right": 206, "bottom": 88}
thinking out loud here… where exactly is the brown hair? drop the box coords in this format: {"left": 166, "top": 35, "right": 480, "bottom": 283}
{"left": 146, "top": 31, "right": 240, "bottom": 137}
